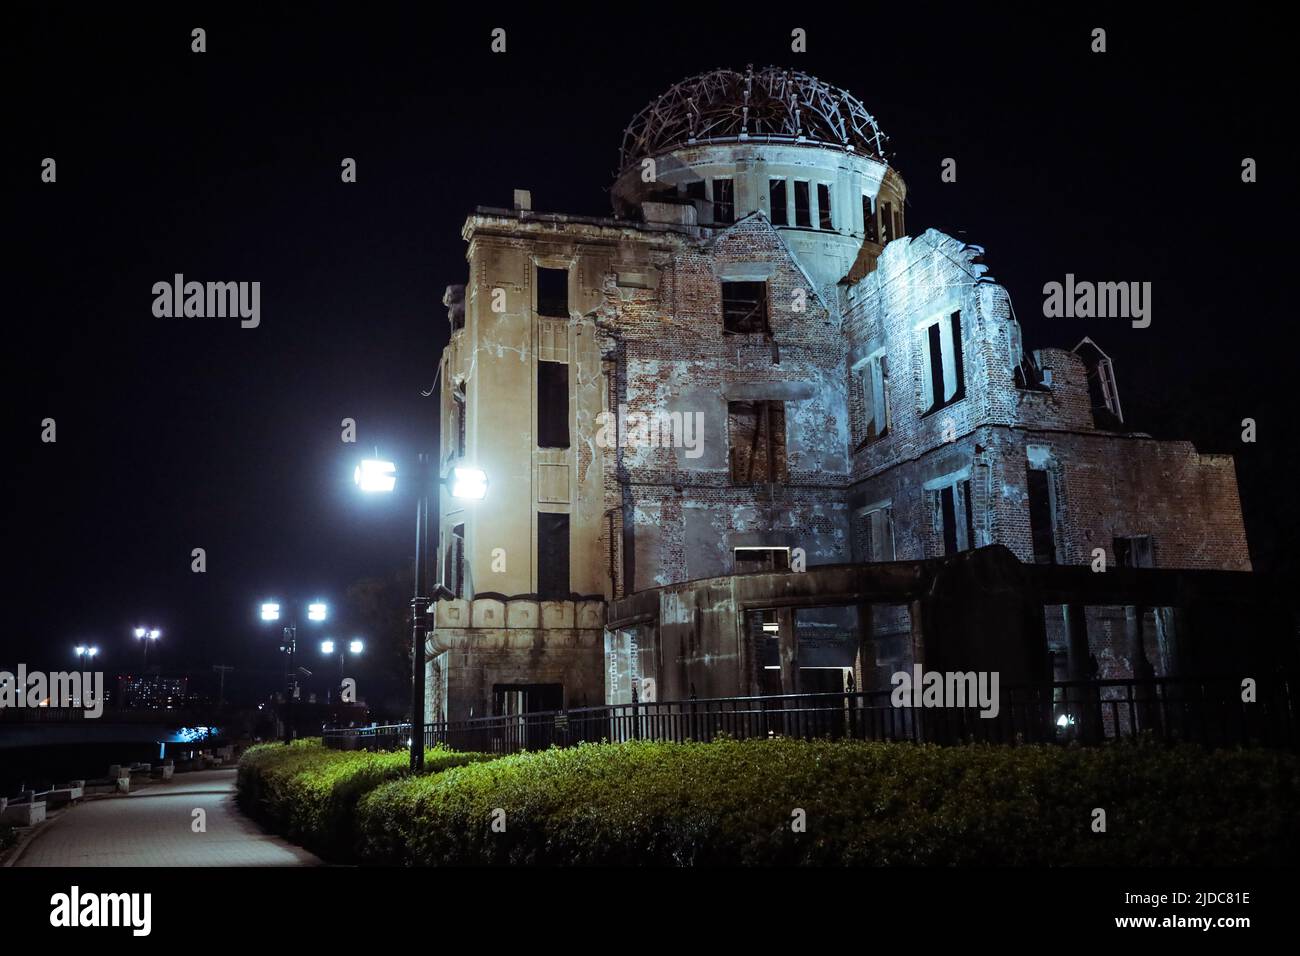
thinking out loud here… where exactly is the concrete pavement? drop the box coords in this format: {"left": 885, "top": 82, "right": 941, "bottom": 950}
{"left": 12, "top": 768, "right": 320, "bottom": 867}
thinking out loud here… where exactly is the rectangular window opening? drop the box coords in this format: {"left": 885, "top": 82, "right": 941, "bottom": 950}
{"left": 1114, "top": 535, "right": 1154, "bottom": 569}
{"left": 817, "top": 183, "right": 834, "bottom": 230}
{"left": 536, "top": 266, "right": 569, "bottom": 318}
{"left": 859, "top": 507, "right": 895, "bottom": 562}
{"left": 721, "top": 280, "right": 769, "bottom": 335}
{"left": 734, "top": 547, "right": 791, "bottom": 573}
{"left": 452, "top": 384, "right": 466, "bottom": 458}
{"left": 1027, "top": 468, "right": 1058, "bottom": 564}
{"left": 862, "top": 194, "right": 878, "bottom": 242}
{"left": 537, "top": 360, "right": 570, "bottom": 449}
{"left": 712, "top": 178, "right": 735, "bottom": 224}
{"left": 794, "top": 181, "right": 812, "bottom": 228}
{"left": 922, "top": 310, "right": 966, "bottom": 414}
{"left": 537, "top": 512, "right": 570, "bottom": 599}
{"left": 769, "top": 179, "right": 788, "bottom": 226}
{"left": 728, "top": 400, "right": 788, "bottom": 484}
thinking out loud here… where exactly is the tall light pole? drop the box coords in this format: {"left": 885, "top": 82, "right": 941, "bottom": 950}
{"left": 260, "top": 600, "right": 328, "bottom": 744}
{"left": 133, "top": 627, "right": 161, "bottom": 669}
{"left": 355, "top": 456, "right": 487, "bottom": 771}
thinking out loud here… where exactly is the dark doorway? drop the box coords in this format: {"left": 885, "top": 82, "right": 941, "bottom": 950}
{"left": 493, "top": 682, "right": 563, "bottom": 716}
{"left": 494, "top": 682, "right": 564, "bottom": 751}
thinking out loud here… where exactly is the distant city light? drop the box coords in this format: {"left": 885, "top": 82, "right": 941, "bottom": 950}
{"left": 261, "top": 602, "right": 281, "bottom": 622}
{"left": 355, "top": 459, "right": 397, "bottom": 493}
{"left": 308, "top": 602, "right": 328, "bottom": 622}
{"left": 450, "top": 466, "right": 488, "bottom": 500}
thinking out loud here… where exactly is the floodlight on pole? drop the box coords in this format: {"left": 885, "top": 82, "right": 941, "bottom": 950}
{"left": 320, "top": 640, "right": 335, "bottom": 655}
{"left": 351, "top": 450, "right": 490, "bottom": 773}
{"left": 307, "top": 602, "right": 328, "bottom": 622}
{"left": 354, "top": 459, "right": 397, "bottom": 493}
{"left": 450, "top": 466, "right": 488, "bottom": 500}
{"left": 261, "top": 603, "right": 281, "bottom": 622}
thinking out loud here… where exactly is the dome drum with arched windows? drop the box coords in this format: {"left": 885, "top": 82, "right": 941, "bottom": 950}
{"left": 611, "top": 66, "right": 906, "bottom": 291}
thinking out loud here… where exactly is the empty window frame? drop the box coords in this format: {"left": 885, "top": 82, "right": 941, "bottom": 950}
{"left": 721, "top": 280, "right": 769, "bottom": 335}
{"left": 852, "top": 352, "right": 890, "bottom": 445}
{"left": 537, "top": 512, "right": 570, "bottom": 599}
{"left": 769, "top": 178, "right": 788, "bottom": 225}
{"left": 712, "top": 178, "right": 735, "bottom": 224}
{"left": 893, "top": 205, "right": 904, "bottom": 239}
{"left": 728, "top": 400, "right": 788, "bottom": 484}
{"left": 794, "top": 181, "right": 812, "bottom": 227}
{"left": 862, "top": 193, "right": 878, "bottom": 242}
{"left": 537, "top": 360, "right": 570, "bottom": 449}
{"left": 683, "top": 180, "right": 706, "bottom": 201}
{"left": 934, "top": 477, "right": 975, "bottom": 556}
{"left": 1026, "top": 468, "right": 1059, "bottom": 564}
{"left": 1114, "top": 535, "right": 1154, "bottom": 569}
{"left": 445, "top": 523, "right": 466, "bottom": 599}
{"left": 452, "top": 383, "right": 467, "bottom": 458}
{"left": 1085, "top": 355, "right": 1123, "bottom": 428}
{"left": 880, "top": 201, "right": 895, "bottom": 243}
{"left": 536, "top": 266, "right": 569, "bottom": 318}
{"left": 817, "top": 183, "right": 834, "bottom": 230}
{"left": 920, "top": 310, "right": 966, "bottom": 413}
{"left": 858, "top": 506, "right": 896, "bottom": 562}
{"left": 734, "top": 547, "right": 791, "bottom": 572}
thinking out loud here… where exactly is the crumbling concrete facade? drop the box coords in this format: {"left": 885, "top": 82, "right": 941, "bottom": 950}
{"left": 425, "top": 67, "right": 1254, "bottom": 723}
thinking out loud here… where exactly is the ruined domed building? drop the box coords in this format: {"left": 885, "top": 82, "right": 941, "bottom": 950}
{"left": 427, "top": 67, "right": 1269, "bottom": 724}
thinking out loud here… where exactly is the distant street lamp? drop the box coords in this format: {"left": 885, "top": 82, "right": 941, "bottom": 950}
{"left": 258, "top": 599, "right": 328, "bottom": 744}
{"left": 133, "top": 626, "right": 161, "bottom": 669}
{"left": 321, "top": 637, "right": 363, "bottom": 701}
{"left": 354, "top": 455, "right": 488, "bottom": 771}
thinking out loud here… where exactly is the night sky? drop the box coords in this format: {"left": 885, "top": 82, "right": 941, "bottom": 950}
{"left": 6, "top": 6, "right": 1293, "bottom": 702}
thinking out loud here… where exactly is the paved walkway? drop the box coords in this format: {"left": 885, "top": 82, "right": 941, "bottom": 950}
{"left": 13, "top": 768, "right": 320, "bottom": 867}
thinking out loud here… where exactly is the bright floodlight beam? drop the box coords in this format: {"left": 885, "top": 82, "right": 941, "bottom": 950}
{"left": 320, "top": 640, "right": 335, "bottom": 654}
{"left": 88, "top": 647, "right": 98, "bottom": 657}
{"left": 133, "top": 627, "right": 145, "bottom": 638}
{"left": 349, "top": 639, "right": 363, "bottom": 654}
{"left": 75, "top": 645, "right": 86, "bottom": 655}
{"left": 450, "top": 466, "right": 488, "bottom": 500}
{"left": 261, "top": 602, "right": 280, "bottom": 622}
{"left": 355, "top": 459, "right": 397, "bottom": 493}
{"left": 307, "top": 602, "right": 328, "bottom": 622}
{"left": 149, "top": 629, "right": 161, "bottom": 640}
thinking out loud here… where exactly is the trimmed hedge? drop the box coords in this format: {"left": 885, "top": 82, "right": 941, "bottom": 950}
{"left": 236, "top": 739, "right": 492, "bottom": 860}
{"left": 354, "top": 737, "right": 1300, "bottom": 866}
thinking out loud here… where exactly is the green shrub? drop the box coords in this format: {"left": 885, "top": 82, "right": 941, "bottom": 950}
{"left": 236, "top": 739, "right": 493, "bottom": 860}
{"left": 354, "top": 737, "right": 1300, "bottom": 866}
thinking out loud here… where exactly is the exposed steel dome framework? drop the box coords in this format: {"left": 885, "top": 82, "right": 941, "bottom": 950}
{"left": 618, "top": 65, "right": 889, "bottom": 173}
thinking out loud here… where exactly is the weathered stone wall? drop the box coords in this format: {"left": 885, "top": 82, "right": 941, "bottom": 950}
{"left": 600, "top": 213, "right": 855, "bottom": 590}
{"left": 428, "top": 598, "right": 606, "bottom": 722}
{"left": 843, "top": 229, "right": 1251, "bottom": 573}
